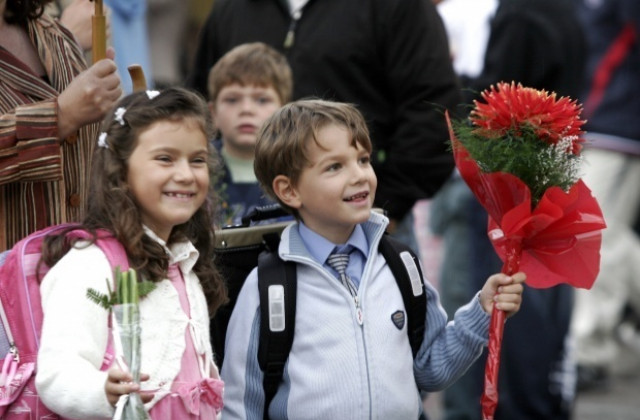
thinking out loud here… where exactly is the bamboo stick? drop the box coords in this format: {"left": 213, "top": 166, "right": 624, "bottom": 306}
{"left": 92, "top": 0, "right": 106, "bottom": 63}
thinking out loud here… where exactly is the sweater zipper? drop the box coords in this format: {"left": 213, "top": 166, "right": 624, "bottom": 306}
{"left": 361, "top": 307, "right": 373, "bottom": 419}
{"left": 341, "top": 275, "right": 363, "bottom": 326}
{"left": 343, "top": 277, "right": 371, "bottom": 416}
{"left": 354, "top": 296, "right": 363, "bottom": 325}
{"left": 361, "top": 229, "right": 385, "bottom": 418}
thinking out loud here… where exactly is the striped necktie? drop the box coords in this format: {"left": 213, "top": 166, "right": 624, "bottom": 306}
{"left": 327, "top": 251, "right": 357, "bottom": 296}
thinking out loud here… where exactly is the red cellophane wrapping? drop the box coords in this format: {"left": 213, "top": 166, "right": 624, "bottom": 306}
{"left": 446, "top": 113, "right": 606, "bottom": 419}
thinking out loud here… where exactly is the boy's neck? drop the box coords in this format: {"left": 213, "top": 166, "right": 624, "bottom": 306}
{"left": 221, "top": 141, "right": 255, "bottom": 161}
{"left": 221, "top": 147, "right": 257, "bottom": 183}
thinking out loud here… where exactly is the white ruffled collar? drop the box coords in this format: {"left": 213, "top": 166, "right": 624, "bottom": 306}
{"left": 142, "top": 225, "right": 200, "bottom": 273}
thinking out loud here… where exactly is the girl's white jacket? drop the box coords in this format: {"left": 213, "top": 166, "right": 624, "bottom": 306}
{"left": 36, "top": 230, "right": 216, "bottom": 419}
{"left": 222, "top": 211, "right": 490, "bottom": 420}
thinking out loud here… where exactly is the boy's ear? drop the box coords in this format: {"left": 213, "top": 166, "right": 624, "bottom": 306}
{"left": 272, "top": 175, "right": 301, "bottom": 209}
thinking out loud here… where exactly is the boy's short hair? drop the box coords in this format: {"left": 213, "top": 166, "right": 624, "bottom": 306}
{"left": 207, "top": 42, "right": 293, "bottom": 105}
{"left": 254, "top": 99, "right": 372, "bottom": 216}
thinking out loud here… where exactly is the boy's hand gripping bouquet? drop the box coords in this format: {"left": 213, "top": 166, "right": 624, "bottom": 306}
{"left": 87, "top": 267, "right": 156, "bottom": 420}
{"left": 446, "top": 82, "right": 606, "bottom": 420}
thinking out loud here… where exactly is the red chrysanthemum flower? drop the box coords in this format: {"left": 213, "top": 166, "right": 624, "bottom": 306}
{"left": 470, "top": 82, "right": 586, "bottom": 154}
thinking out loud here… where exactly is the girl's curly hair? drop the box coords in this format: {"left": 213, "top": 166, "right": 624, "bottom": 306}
{"left": 42, "top": 87, "right": 228, "bottom": 316}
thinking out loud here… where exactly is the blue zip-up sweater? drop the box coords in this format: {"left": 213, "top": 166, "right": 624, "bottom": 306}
{"left": 221, "top": 212, "right": 490, "bottom": 419}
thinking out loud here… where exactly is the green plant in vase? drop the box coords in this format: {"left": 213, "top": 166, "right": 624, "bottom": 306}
{"left": 87, "top": 267, "right": 156, "bottom": 420}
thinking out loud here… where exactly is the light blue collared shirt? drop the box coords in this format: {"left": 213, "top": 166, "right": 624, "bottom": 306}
{"left": 297, "top": 223, "right": 369, "bottom": 288}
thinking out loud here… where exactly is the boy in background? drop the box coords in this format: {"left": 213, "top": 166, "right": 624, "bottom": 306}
{"left": 207, "top": 42, "right": 293, "bottom": 226}
{"left": 221, "top": 99, "right": 526, "bottom": 419}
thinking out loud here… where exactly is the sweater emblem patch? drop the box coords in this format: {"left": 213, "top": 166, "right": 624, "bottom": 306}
{"left": 391, "top": 310, "right": 405, "bottom": 330}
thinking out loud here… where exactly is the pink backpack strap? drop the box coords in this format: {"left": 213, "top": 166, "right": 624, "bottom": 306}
{"left": 65, "top": 229, "right": 130, "bottom": 272}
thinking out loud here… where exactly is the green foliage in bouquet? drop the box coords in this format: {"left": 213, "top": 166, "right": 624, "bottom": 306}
{"left": 451, "top": 82, "right": 587, "bottom": 206}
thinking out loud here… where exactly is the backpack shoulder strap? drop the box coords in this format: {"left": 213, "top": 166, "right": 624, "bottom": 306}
{"left": 256, "top": 240, "right": 296, "bottom": 419}
{"left": 378, "top": 234, "right": 427, "bottom": 358}
{"left": 95, "top": 234, "right": 129, "bottom": 272}
{"left": 66, "top": 229, "right": 130, "bottom": 271}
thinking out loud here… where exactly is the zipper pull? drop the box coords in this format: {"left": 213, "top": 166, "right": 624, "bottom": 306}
{"left": 354, "top": 296, "right": 363, "bottom": 325}
{"left": 283, "top": 10, "right": 302, "bottom": 49}
{"left": 283, "top": 29, "right": 295, "bottom": 49}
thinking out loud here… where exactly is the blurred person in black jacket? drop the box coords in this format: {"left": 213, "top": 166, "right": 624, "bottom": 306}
{"left": 185, "top": 0, "right": 460, "bottom": 254}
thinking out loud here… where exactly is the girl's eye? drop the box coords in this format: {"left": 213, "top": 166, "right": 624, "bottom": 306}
{"left": 156, "top": 155, "right": 172, "bottom": 163}
{"left": 223, "top": 97, "right": 238, "bottom": 104}
{"left": 359, "top": 155, "right": 371, "bottom": 165}
{"left": 191, "top": 157, "right": 207, "bottom": 165}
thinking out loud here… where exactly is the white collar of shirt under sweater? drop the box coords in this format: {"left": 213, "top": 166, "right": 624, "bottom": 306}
{"left": 142, "top": 225, "right": 200, "bottom": 273}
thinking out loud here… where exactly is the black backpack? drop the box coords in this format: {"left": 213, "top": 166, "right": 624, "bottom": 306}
{"left": 213, "top": 206, "right": 427, "bottom": 414}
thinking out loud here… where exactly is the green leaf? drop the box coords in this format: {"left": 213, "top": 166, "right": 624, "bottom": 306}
{"left": 86, "top": 267, "right": 156, "bottom": 310}
{"left": 86, "top": 285, "right": 113, "bottom": 310}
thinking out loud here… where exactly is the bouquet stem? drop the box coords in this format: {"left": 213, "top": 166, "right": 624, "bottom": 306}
{"left": 113, "top": 303, "right": 149, "bottom": 420}
{"left": 481, "top": 238, "right": 521, "bottom": 420}
{"left": 112, "top": 269, "right": 150, "bottom": 420}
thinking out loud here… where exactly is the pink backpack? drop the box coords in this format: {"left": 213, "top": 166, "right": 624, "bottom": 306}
{"left": 0, "top": 224, "right": 128, "bottom": 419}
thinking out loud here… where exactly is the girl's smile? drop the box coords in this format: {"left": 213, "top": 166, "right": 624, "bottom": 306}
{"left": 127, "top": 118, "right": 210, "bottom": 241}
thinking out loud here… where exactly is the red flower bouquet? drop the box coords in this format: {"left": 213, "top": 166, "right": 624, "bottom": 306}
{"left": 446, "top": 82, "right": 606, "bottom": 419}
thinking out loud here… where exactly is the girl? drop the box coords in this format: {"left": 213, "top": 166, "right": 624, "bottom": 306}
{"left": 35, "top": 87, "right": 227, "bottom": 419}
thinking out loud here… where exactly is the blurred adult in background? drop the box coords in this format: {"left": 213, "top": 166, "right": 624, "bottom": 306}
{"left": 147, "top": 0, "right": 189, "bottom": 89}
{"left": 570, "top": 0, "right": 640, "bottom": 392}
{"left": 436, "top": 0, "right": 497, "bottom": 80}
{"left": 47, "top": 0, "right": 99, "bottom": 53}
{"left": 104, "top": 0, "right": 152, "bottom": 93}
{"left": 0, "top": 0, "right": 121, "bottom": 251}
{"left": 430, "top": 0, "right": 586, "bottom": 418}
{"left": 49, "top": 0, "right": 151, "bottom": 94}
{"left": 185, "top": 0, "right": 460, "bottom": 253}
{"left": 430, "top": 2, "right": 497, "bottom": 418}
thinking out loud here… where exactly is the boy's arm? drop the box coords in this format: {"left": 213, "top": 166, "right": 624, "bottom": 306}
{"left": 413, "top": 281, "right": 490, "bottom": 391}
{"left": 221, "top": 269, "right": 268, "bottom": 420}
{"left": 413, "top": 272, "right": 525, "bottom": 391}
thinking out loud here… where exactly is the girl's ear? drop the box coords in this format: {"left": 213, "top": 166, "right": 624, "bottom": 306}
{"left": 272, "top": 175, "right": 301, "bottom": 209}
